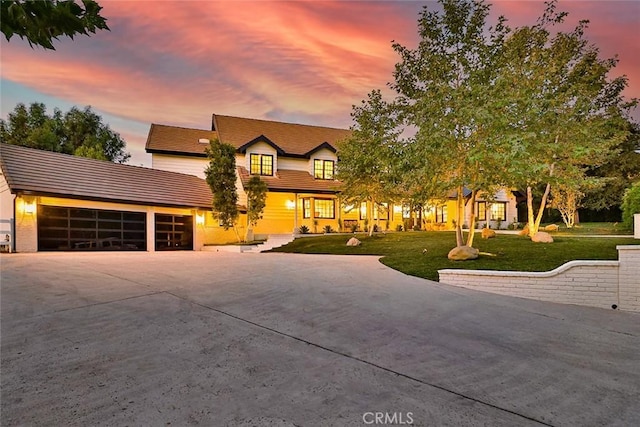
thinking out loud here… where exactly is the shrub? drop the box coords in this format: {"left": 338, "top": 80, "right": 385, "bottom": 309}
{"left": 621, "top": 181, "right": 640, "bottom": 229}
{"left": 350, "top": 223, "right": 359, "bottom": 233}
{"left": 323, "top": 225, "right": 333, "bottom": 234}
{"left": 395, "top": 224, "right": 404, "bottom": 232}
{"left": 298, "top": 225, "right": 310, "bottom": 234}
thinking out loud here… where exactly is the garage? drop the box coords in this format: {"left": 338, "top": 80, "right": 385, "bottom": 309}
{"left": 37, "top": 205, "right": 146, "bottom": 251}
{"left": 155, "top": 213, "right": 193, "bottom": 251}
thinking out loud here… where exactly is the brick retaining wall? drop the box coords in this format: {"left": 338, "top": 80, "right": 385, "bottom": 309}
{"left": 439, "top": 245, "right": 640, "bottom": 313}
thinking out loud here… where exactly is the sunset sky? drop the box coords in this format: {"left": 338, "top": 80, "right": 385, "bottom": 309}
{"left": 1, "top": 0, "right": 638, "bottom": 166}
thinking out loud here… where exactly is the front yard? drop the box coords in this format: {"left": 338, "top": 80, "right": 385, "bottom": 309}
{"left": 270, "top": 231, "right": 639, "bottom": 281}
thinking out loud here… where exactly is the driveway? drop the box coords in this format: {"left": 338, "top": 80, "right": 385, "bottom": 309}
{"left": 1, "top": 252, "right": 638, "bottom": 426}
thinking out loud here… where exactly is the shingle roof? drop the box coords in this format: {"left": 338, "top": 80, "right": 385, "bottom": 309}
{"left": 145, "top": 115, "right": 352, "bottom": 157}
{"left": 145, "top": 124, "right": 216, "bottom": 156}
{"left": 0, "top": 144, "right": 213, "bottom": 209}
{"left": 237, "top": 167, "right": 340, "bottom": 194}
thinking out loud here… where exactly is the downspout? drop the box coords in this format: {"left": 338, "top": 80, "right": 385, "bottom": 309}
{"left": 293, "top": 193, "right": 298, "bottom": 234}
{"left": 12, "top": 194, "right": 17, "bottom": 252}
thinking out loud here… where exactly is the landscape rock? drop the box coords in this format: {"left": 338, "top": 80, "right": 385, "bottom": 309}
{"left": 518, "top": 224, "right": 530, "bottom": 236}
{"left": 346, "top": 237, "right": 361, "bottom": 247}
{"left": 481, "top": 228, "right": 496, "bottom": 239}
{"left": 532, "top": 231, "right": 554, "bottom": 243}
{"left": 544, "top": 224, "right": 559, "bottom": 232}
{"left": 447, "top": 245, "right": 479, "bottom": 261}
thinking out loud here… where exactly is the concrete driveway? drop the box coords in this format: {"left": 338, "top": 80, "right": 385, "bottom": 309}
{"left": 1, "top": 251, "right": 639, "bottom": 426}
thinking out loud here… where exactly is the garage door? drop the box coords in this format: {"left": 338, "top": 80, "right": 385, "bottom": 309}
{"left": 155, "top": 214, "right": 193, "bottom": 251}
{"left": 37, "top": 206, "right": 146, "bottom": 251}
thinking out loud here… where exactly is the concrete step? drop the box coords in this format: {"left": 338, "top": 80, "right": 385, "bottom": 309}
{"left": 244, "top": 234, "right": 295, "bottom": 253}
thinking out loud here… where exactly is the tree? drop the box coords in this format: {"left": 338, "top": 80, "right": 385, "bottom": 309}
{"left": 583, "top": 120, "right": 640, "bottom": 211}
{"left": 497, "top": 2, "right": 633, "bottom": 238}
{"left": 392, "top": 0, "right": 511, "bottom": 248}
{"left": 0, "top": 102, "right": 130, "bottom": 163}
{"left": 1, "top": 0, "right": 109, "bottom": 50}
{"left": 337, "top": 90, "right": 403, "bottom": 236}
{"left": 244, "top": 175, "right": 267, "bottom": 241}
{"left": 204, "top": 139, "right": 239, "bottom": 240}
{"left": 621, "top": 181, "right": 640, "bottom": 229}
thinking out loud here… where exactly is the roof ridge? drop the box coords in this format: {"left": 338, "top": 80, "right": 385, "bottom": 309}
{"left": 151, "top": 123, "right": 213, "bottom": 132}
{"left": 212, "top": 113, "right": 349, "bottom": 132}
{"left": 0, "top": 143, "right": 205, "bottom": 180}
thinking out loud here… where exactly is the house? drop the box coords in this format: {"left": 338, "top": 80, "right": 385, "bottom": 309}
{"left": 0, "top": 114, "right": 518, "bottom": 252}
{"left": 0, "top": 143, "right": 214, "bottom": 252}
{"left": 146, "top": 114, "right": 518, "bottom": 238}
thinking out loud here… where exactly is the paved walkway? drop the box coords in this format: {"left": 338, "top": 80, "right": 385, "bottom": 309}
{"left": 1, "top": 252, "right": 639, "bottom": 426}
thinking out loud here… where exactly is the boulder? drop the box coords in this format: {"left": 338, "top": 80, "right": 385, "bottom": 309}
{"left": 544, "top": 224, "right": 559, "bottom": 232}
{"left": 447, "top": 245, "right": 479, "bottom": 261}
{"left": 532, "top": 231, "right": 554, "bottom": 243}
{"left": 481, "top": 228, "right": 496, "bottom": 239}
{"left": 518, "top": 224, "right": 530, "bottom": 236}
{"left": 346, "top": 237, "right": 361, "bottom": 247}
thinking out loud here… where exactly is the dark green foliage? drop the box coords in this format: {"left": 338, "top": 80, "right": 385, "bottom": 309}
{"left": 0, "top": 102, "right": 129, "bottom": 163}
{"left": 621, "top": 182, "right": 640, "bottom": 229}
{"left": 323, "top": 225, "right": 333, "bottom": 234}
{"left": 298, "top": 225, "right": 310, "bottom": 234}
{"left": 270, "top": 232, "right": 637, "bottom": 281}
{"left": 204, "top": 139, "right": 238, "bottom": 230}
{"left": 1, "top": 0, "right": 109, "bottom": 50}
{"left": 245, "top": 175, "right": 267, "bottom": 227}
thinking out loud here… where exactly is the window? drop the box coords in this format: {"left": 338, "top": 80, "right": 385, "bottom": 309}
{"left": 314, "top": 159, "right": 334, "bottom": 180}
{"left": 476, "top": 202, "right": 487, "bottom": 221}
{"left": 250, "top": 153, "right": 273, "bottom": 176}
{"left": 374, "top": 203, "right": 389, "bottom": 220}
{"left": 402, "top": 204, "right": 411, "bottom": 219}
{"left": 436, "top": 206, "right": 447, "bottom": 223}
{"left": 490, "top": 202, "right": 507, "bottom": 221}
{"left": 360, "top": 202, "right": 367, "bottom": 220}
{"left": 314, "top": 199, "right": 335, "bottom": 219}
{"left": 303, "top": 198, "right": 311, "bottom": 219}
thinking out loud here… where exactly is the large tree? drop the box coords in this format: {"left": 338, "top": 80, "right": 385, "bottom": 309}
{"left": 496, "top": 2, "right": 633, "bottom": 238}
{"left": 1, "top": 0, "right": 109, "bottom": 50}
{"left": 337, "top": 89, "right": 403, "bottom": 236}
{"left": 392, "top": 0, "right": 511, "bottom": 248}
{"left": 244, "top": 175, "right": 267, "bottom": 241}
{"left": 0, "top": 102, "right": 130, "bottom": 163}
{"left": 204, "top": 139, "right": 239, "bottom": 240}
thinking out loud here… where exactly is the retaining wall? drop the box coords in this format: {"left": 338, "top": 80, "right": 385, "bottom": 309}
{"left": 439, "top": 245, "right": 640, "bottom": 313}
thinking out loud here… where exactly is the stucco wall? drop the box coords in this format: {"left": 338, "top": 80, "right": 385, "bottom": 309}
{"left": 439, "top": 245, "right": 640, "bottom": 313}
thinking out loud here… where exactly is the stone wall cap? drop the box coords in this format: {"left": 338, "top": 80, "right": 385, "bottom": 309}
{"left": 439, "top": 260, "right": 620, "bottom": 278}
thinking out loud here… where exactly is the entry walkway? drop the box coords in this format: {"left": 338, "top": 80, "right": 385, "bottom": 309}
{"left": 1, "top": 252, "right": 638, "bottom": 426}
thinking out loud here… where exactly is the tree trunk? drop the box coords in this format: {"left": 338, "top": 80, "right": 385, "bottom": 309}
{"left": 534, "top": 182, "right": 552, "bottom": 235}
{"left": 368, "top": 198, "right": 375, "bottom": 237}
{"left": 455, "top": 185, "right": 464, "bottom": 247}
{"left": 466, "top": 189, "right": 478, "bottom": 247}
{"left": 527, "top": 185, "right": 535, "bottom": 237}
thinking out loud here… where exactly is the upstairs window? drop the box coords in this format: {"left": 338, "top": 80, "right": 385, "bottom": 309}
{"left": 314, "top": 159, "right": 334, "bottom": 180}
{"left": 250, "top": 153, "right": 273, "bottom": 176}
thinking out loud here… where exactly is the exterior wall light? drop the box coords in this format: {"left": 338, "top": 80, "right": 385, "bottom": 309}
{"left": 23, "top": 197, "right": 36, "bottom": 215}
{"left": 196, "top": 212, "right": 205, "bottom": 225}
{"left": 286, "top": 200, "right": 295, "bottom": 210}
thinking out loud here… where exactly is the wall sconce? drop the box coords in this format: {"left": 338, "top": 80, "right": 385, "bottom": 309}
{"left": 285, "top": 200, "right": 295, "bottom": 210}
{"left": 23, "top": 197, "right": 36, "bottom": 215}
{"left": 196, "top": 212, "right": 205, "bottom": 225}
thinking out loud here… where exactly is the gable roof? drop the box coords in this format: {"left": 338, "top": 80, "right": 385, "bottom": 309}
{"left": 237, "top": 167, "right": 340, "bottom": 194}
{"left": 145, "top": 114, "right": 352, "bottom": 158}
{"left": 145, "top": 124, "right": 216, "bottom": 157}
{"left": 0, "top": 144, "right": 213, "bottom": 209}
{"left": 237, "top": 134, "right": 285, "bottom": 155}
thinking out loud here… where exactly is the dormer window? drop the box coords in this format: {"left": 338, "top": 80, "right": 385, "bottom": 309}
{"left": 250, "top": 153, "right": 273, "bottom": 176}
{"left": 314, "top": 159, "right": 334, "bottom": 180}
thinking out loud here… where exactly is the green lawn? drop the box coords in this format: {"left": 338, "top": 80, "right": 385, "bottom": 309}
{"left": 552, "top": 222, "right": 632, "bottom": 235}
{"left": 270, "top": 231, "right": 638, "bottom": 281}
